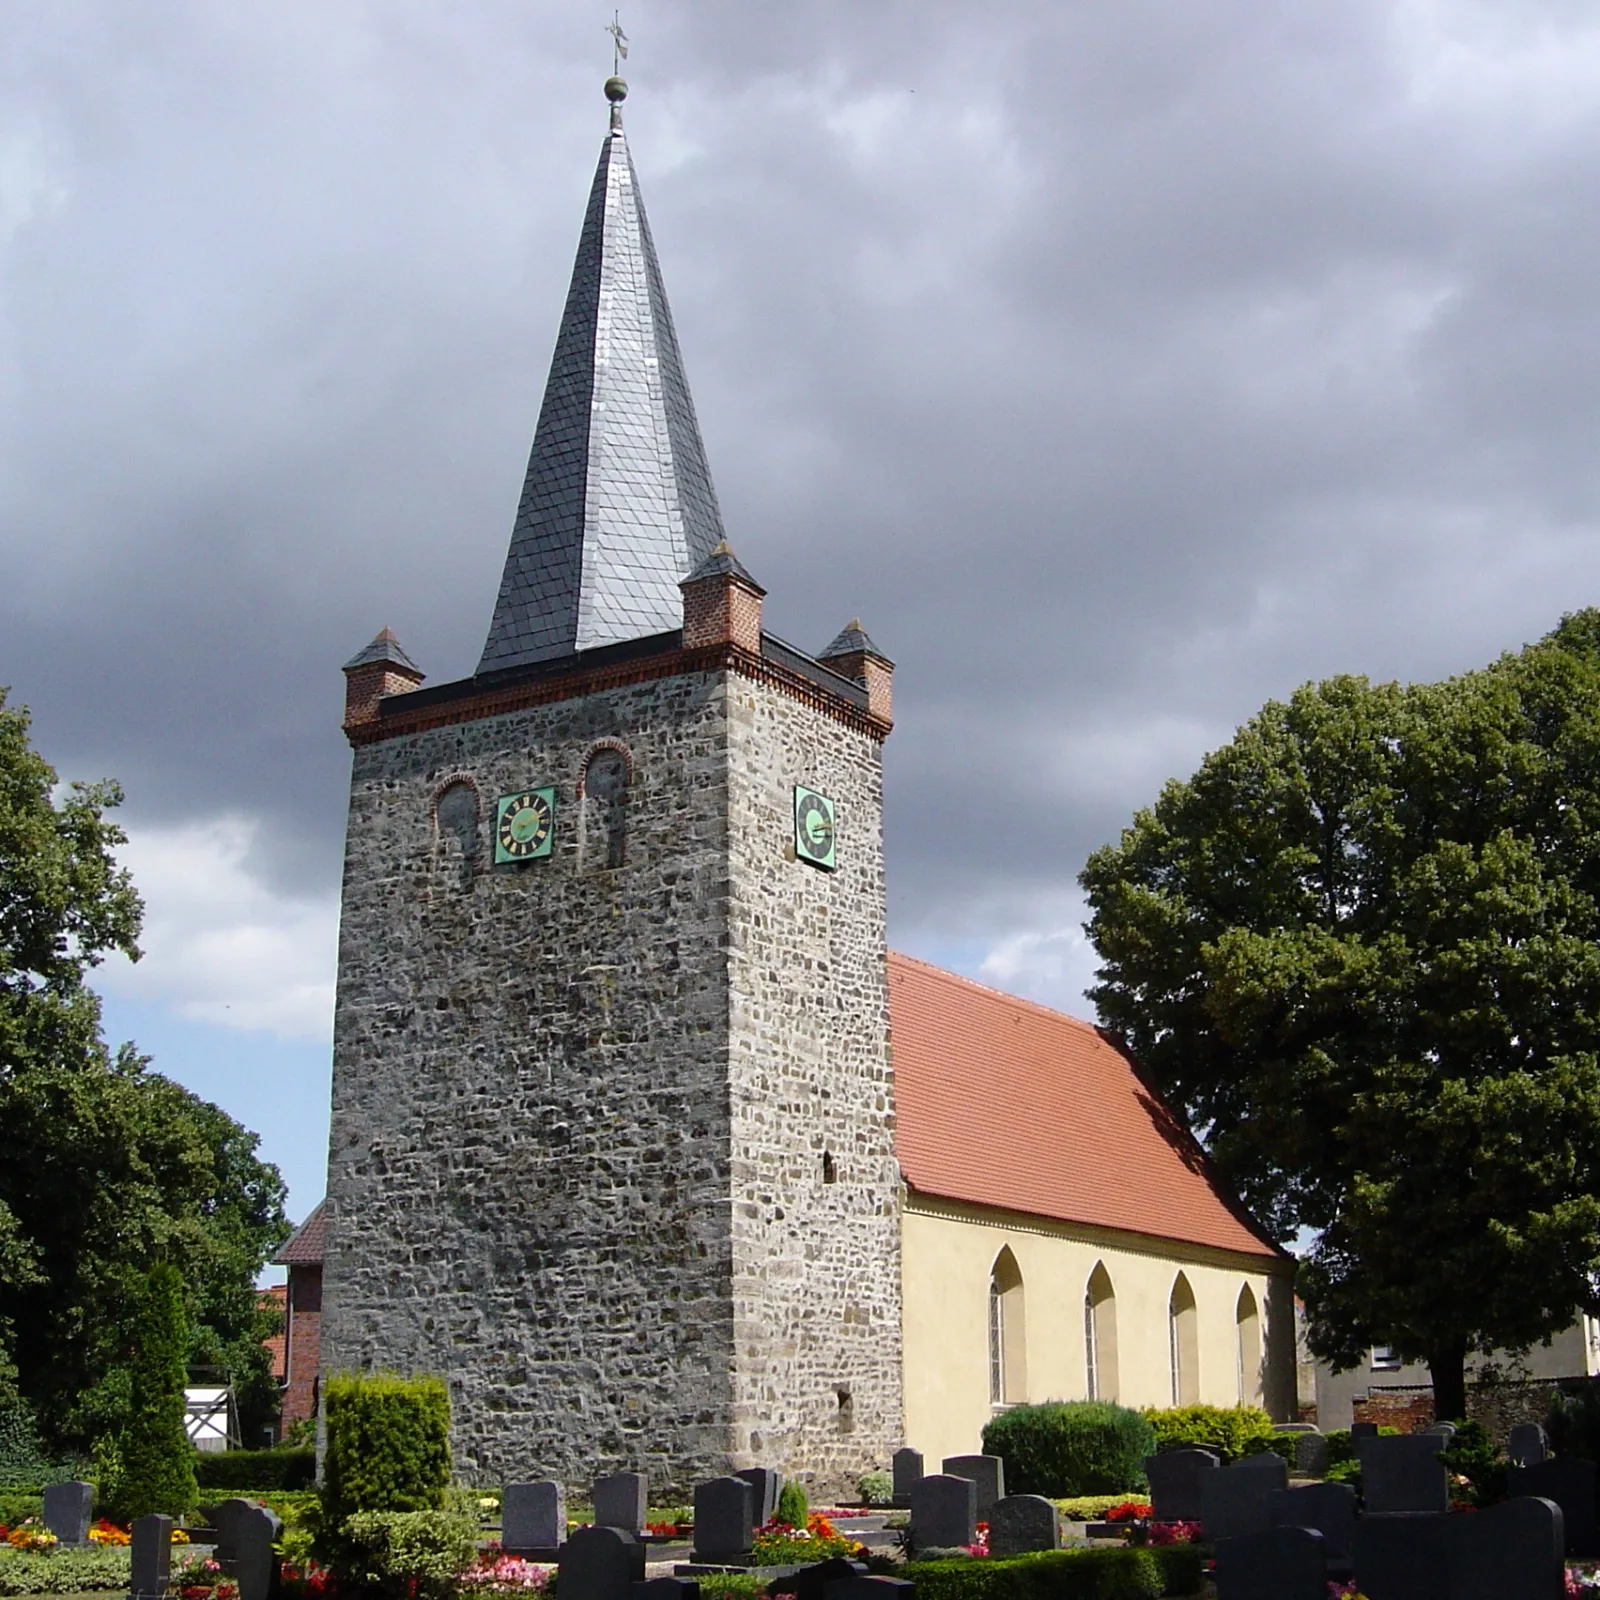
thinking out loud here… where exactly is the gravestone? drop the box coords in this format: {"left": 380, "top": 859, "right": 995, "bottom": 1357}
{"left": 986, "top": 1495, "right": 1060, "bottom": 1556}
{"left": 1213, "top": 1525, "right": 1326, "bottom": 1600}
{"left": 940, "top": 1455, "right": 1004, "bottom": 1518}
{"left": 908, "top": 1474, "right": 976, "bottom": 1551}
{"left": 734, "top": 1468, "right": 781, "bottom": 1528}
{"left": 1510, "top": 1457, "right": 1598, "bottom": 1556}
{"left": 1350, "top": 1422, "right": 1379, "bottom": 1441}
{"left": 1200, "top": 1453, "right": 1287, "bottom": 1543}
{"left": 1145, "top": 1448, "right": 1219, "bottom": 1523}
{"left": 1271, "top": 1483, "right": 1356, "bottom": 1567}
{"left": 1352, "top": 1512, "right": 1448, "bottom": 1600}
{"left": 634, "top": 1582, "right": 700, "bottom": 1600}
{"left": 1423, "top": 1422, "right": 1457, "bottom": 1441}
{"left": 130, "top": 1514, "right": 174, "bottom": 1600}
{"left": 1273, "top": 1423, "right": 1318, "bottom": 1433}
{"left": 1444, "top": 1494, "right": 1564, "bottom": 1600}
{"left": 593, "top": 1474, "right": 649, "bottom": 1537}
{"left": 891, "top": 1449, "right": 924, "bottom": 1503}
{"left": 1358, "top": 1433, "right": 1448, "bottom": 1515}
{"left": 1509, "top": 1423, "right": 1549, "bottom": 1468}
{"left": 504, "top": 1482, "right": 566, "bottom": 1556}
{"left": 210, "top": 1498, "right": 264, "bottom": 1574}
{"left": 790, "top": 1557, "right": 866, "bottom": 1600}
{"left": 235, "top": 1504, "right": 283, "bottom": 1600}
{"left": 560, "top": 1526, "right": 645, "bottom": 1600}
{"left": 692, "top": 1477, "right": 755, "bottom": 1561}
{"left": 42, "top": 1481, "right": 93, "bottom": 1547}
{"left": 824, "top": 1581, "right": 914, "bottom": 1600}
{"left": 1293, "top": 1433, "right": 1329, "bottom": 1478}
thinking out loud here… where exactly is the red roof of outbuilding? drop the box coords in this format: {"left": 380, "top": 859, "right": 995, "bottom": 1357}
{"left": 888, "top": 953, "right": 1285, "bottom": 1262}
{"left": 274, "top": 1201, "right": 328, "bottom": 1266}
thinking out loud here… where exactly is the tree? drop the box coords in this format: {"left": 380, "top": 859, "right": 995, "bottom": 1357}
{"left": 1079, "top": 613, "right": 1600, "bottom": 1420}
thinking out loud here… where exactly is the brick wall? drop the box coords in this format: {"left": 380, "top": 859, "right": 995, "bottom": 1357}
{"left": 280, "top": 1264, "right": 322, "bottom": 1438}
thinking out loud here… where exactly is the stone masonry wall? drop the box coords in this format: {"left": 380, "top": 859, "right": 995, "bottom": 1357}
{"left": 725, "top": 676, "right": 903, "bottom": 1496}
{"left": 322, "top": 669, "right": 739, "bottom": 1491}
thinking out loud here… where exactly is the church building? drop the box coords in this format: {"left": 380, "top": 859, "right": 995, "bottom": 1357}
{"left": 319, "top": 77, "right": 1294, "bottom": 1494}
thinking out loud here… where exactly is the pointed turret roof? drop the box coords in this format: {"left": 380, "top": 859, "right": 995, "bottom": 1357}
{"left": 821, "top": 619, "right": 891, "bottom": 664}
{"left": 344, "top": 627, "right": 422, "bottom": 676}
{"left": 683, "top": 540, "right": 764, "bottom": 592}
{"left": 477, "top": 80, "right": 726, "bottom": 674}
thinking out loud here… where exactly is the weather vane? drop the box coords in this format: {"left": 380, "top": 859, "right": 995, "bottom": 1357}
{"left": 606, "top": 12, "right": 629, "bottom": 77}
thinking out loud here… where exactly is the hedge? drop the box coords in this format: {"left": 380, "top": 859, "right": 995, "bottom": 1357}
{"left": 904, "top": 1546, "right": 1199, "bottom": 1600}
{"left": 194, "top": 1448, "right": 316, "bottom": 1492}
{"left": 0, "top": 1548, "right": 132, "bottom": 1595}
{"left": 983, "top": 1403, "right": 1154, "bottom": 1497}
{"left": 1141, "top": 1406, "right": 1277, "bottom": 1464}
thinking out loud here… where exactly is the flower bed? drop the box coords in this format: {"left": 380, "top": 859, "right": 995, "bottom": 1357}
{"left": 750, "top": 1514, "right": 866, "bottom": 1565}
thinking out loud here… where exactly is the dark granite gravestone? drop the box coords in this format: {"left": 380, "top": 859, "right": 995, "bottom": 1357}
{"left": 42, "top": 1482, "right": 93, "bottom": 1547}
{"left": 1287, "top": 1432, "right": 1328, "bottom": 1477}
{"left": 892, "top": 1449, "right": 924, "bottom": 1503}
{"left": 234, "top": 1504, "right": 283, "bottom": 1600}
{"left": 634, "top": 1581, "right": 700, "bottom": 1600}
{"left": 1213, "top": 1525, "right": 1326, "bottom": 1600}
{"left": 1271, "top": 1482, "right": 1356, "bottom": 1569}
{"left": 594, "top": 1475, "right": 649, "bottom": 1536}
{"left": 1144, "top": 1448, "right": 1219, "bottom": 1522}
{"left": 1509, "top": 1423, "right": 1548, "bottom": 1467}
{"left": 1444, "top": 1494, "right": 1565, "bottom": 1600}
{"left": 560, "top": 1526, "right": 646, "bottom": 1600}
{"left": 789, "top": 1556, "right": 866, "bottom": 1600}
{"left": 1351, "top": 1422, "right": 1379, "bottom": 1441}
{"left": 823, "top": 1579, "right": 914, "bottom": 1600}
{"left": 1352, "top": 1513, "right": 1448, "bottom": 1600}
{"left": 1358, "top": 1434, "right": 1448, "bottom": 1515}
{"left": 130, "top": 1514, "right": 174, "bottom": 1600}
{"left": 734, "top": 1468, "right": 781, "bottom": 1527}
{"left": 692, "top": 1478, "right": 755, "bottom": 1561}
{"left": 504, "top": 1482, "right": 566, "bottom": 1556}
{"left": 986, "top": 1495, "right": 1060, "bottom": 1556}
{"left": 209, "top": 1498, "right": 266, "bottom": 1575}
{"left": 1510, "top": 1457, "right": 1598, "bottom": 1556}
{"left": 908, "top": 1474, "right": 976, "bottom": 1551}
{"left": 1201, "top": 1454, "right": 1287, "bottom": 1543}
{"left": 939, "top": 1455, "right": 1004, "bottom": 1518}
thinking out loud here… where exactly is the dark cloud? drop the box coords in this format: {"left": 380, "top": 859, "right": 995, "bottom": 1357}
{"left": 6, "top": 0, "right": 1600, "bottom": 1007}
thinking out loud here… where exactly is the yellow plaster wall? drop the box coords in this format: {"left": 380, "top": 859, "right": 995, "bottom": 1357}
{"left": 902, "top": 1197, "right": 1297, "bottom": 1468}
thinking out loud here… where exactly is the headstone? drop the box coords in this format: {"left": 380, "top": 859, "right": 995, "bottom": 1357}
{"left": 1444, "top": 1495, "right": 1565, "bottom": 1600}
{"left": 559, "top": 1526, "right": 645, "bottom": 1600}
{"left": 130, "top": 1514, "right": 174, "bottom": 1600}
{"left": 1350, "top": 1421, "right": 1379, "bottom": 1441}
{"left": 42, "top": 1482, "right": 93, "bottom": 1547}
{"left": 692, "top": 1477, "right": 755, "bottom": 1561}
{"left": 939, "top": 1455, "right": 1004, "bottom": 1518}
{"left": 1293, "top": 1433, "right": 1329, "bottom": 1478}
{"left": 1213, "top": 1526, "right": 1326, "bottom": 1600}
{"left": 1273, "top": 1422, "right": 1318, "bottom": 1433}
{"left": 1509, "top": 1423, "right": 1549, "bottom": 1467}
{"left": 891, "top": 1448, "right": 924, "bottom": 1503}
{"left": 908, "top": 1474, "right": 976, "bottom": 1552}
{"left": 210, "top": 1499, "right": 262, "bottom": 1574}
{"left": 1352, "top": 1513, "right": 1448, "bottom": 1600}
{"left": 593, "top": 1474, "right": 649, "bottom": 1537}
{"left": 1200, "top": 1453, "right": 1288, "bottom": 1543}
{"left": 824, "top": 1581, "right": 914, "bottom": 1600}
{"left": 234, "top": 1505, "right": 283, "bottom": 1600}
{"left": 790, "top": 1557, "right": 866, "bottom": 1600}
{"left": 734, "top": 1468, "right": 781, "bottom": 1527}
{"left": 634, "top": 1582, "right": 700, "bottom": 1600}
{"left": 1144, "top": 1448, "right": 1220, "bottom": 1522}
{"left": 504, "top": 1482, "right": 566, "bottom": 1555}
{"left": 986, "top": 1495, "right": 1060, "bottom": 1556}
{"left": 1358, "top": 1433, "right": 1448, "bottom": 1515}
{"left": 1510, "top": 1457, "right": 1598, "bottom": 1556}
{"left": 1271, "top": 1483, "right": 1356, "bottom": 1565}
{"left": 1423, "top": 1422, "right": 1457, "bottom": 1441}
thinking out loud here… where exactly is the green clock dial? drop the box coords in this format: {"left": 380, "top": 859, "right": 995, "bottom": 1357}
{"left": 794, "top": 785, "right": 837, "bottom": 871}
{"left": 494, "top": 788, "right": 556, "bottom": 863}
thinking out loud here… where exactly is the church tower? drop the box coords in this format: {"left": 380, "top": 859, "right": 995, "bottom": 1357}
{"left": 320, "top": 79, "right": 902, "bottom": 1492}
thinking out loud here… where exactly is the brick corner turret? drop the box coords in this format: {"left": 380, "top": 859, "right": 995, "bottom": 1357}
{"left": 680, "top": 542, "right": 766, "bottom": 653}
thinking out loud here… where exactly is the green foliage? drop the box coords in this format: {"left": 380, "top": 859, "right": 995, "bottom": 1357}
{"left": 1547, "top": 1377, "right": 1600, "bottom": 1461}
{"left": 690, "top": 1577, "right": 766, "bottom": 1600}
{"left": 857, "top": 1469, "right": 893, "bottom": 1506}
{"left": 774, "top": 1479, "right": 808, "bottom": 1527}
{"left": 1080, "top": 614, "right": 1600, "bottom": 1415}
{"left": 904, "top": 1547, "right": 1165, "bottom": 1600}
{"left": 1141, "top": 1405, "right": 1277, "bottom": 1464}
{"left": 193, "top": 1448, "right": 316, "bottom": 1492}
{"left": 0, "top": 1494, "right": 42, "bottom": 1526}
{"left": 0, "top": 1546, "right": 132, "bottom": 1594}
{"left": 340, "top": 1510, "right": 477, "bottom": 1599}
{"left": 0, "top": 1396, "right": 52, "bottom": 1492}
{"left": 1053, "top": 1495, "right": 1147, "bottom": 1520}
{"left": 1438, "top": 1419, "right": 1505, "bottom": 1508}
{"left": 104, "top": 1262, "right": 197, "bottom": 1522}
{"left": 983, "top": 1401, "right": 1155, "bottom": 1497}
{"left": 320, "top": 1372, "right": 452, "bottom": 1550}
{"left": 1149, "top": 1544, "right": 1205, "bottom": 1597}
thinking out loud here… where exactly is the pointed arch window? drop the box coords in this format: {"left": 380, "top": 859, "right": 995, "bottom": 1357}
{"left": 1169, "top": 1272, "right": 1199, "bottom": 1406}
{"left": 1236, "top": 1284, "right": 1263, "bottom": 1406}
{"left": 989, "top": 1247, "right": 1026, "bottom": 1409}
{"left": 1085, "top": 1262, "right": 1119, "bottom": 1402}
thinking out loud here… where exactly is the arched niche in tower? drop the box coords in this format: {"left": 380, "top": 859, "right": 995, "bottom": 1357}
{"left": 1236, "top": 1283, "right": 1263, "bottom": 1407}
{"left": 1169, "top": 1271, "right": 1199, "bottom": 1406}
{"left": 989, "top": 1245, "right": 1027, "bottom": 1409}
{"left": 432, "top": 776, "right": 481, "bottom": 888}
{"left": 578, "top": 741, "right": 632, "bottom": 869}
{"left": 1084, "top": 1261, "right": 1119, "bottom": 1402}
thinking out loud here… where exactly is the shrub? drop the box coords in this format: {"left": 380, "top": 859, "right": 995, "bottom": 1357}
{"left": 320, "top": 1372, "right": 451, "bottom": 1535}
{"left": 0, "top": 1494, "right": 43, "bottom": 1527}
{"left": 693, "top": 1577, "right": 767, "bottom": 1600}
{"left": 775, "top": 1480, "right": 808, "bottom": 1527}
{"left": 193, "top": 1448, "right": 316, "bottom": 1492}
{"left": 983, "top": 1402, "right": 1155, "bottom": 1497}
{"left": 858, "top": 1470, "right": 894, "bottom": 1506}
{"left": 106, "top": 1262, "right": 198, "bottom": 1522}
{"left": 1150, "top": 1543, "right": 1204, "bottom": 1597}
{"left": 0, "top": 1396, "right": 52, "bottom": 1493}
{"left": 905, "top": 1548, "right": 1164, "bottom": 1600}
{"left": 1438, "top": 1420, "right": 1505, "bottom": 1509}
{"left": 342, "top": 1510, "right": 477, "bottom": 1600}
{"left": 1548, "top": 1377, "right": 1600, "bottom": 1461}
{"left": 1141, "top": 1406, "right": 1276, "bottom": 1464}
{"left": 0, "top": 1546, "right": 133, "bottom": 1595}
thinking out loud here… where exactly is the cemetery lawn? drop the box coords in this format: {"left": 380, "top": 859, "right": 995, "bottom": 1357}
{"left": 0, "top": 1546, "right": 131, "bottom": 1595}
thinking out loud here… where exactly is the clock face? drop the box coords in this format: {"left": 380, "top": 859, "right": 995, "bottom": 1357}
{"left": 494, "top": 788, "right": 556, "bottom": 863}
{"left": 794, "top": 785, "right": 837, "bottom": 871}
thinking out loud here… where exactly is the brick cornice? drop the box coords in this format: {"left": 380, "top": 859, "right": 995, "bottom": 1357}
{"left": 346, "top": 641, "right": 892, "bottom": 748}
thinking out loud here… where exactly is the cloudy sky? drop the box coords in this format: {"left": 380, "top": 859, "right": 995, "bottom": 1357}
{"left": 6, "top": 0, "right": 1600, "bottom": 1235}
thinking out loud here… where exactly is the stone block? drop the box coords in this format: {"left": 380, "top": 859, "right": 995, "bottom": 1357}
{"left": 1213, "top": 1525, "right": 1326, "bottom": 1600}
{"left": 939, "top": 1455, "right": 1003, "bottom": 1518}
{"left": 1271, "top": 1482, "right": 1355, "bottom": 1564}
{"left": 235, "top": 1504, "right": 283, "bottom": 1600}
{"left": 1353, "top": 1512, "right": 1448, "bottom": 1600}
{"left": 505, "top": 1482, "right": 566, "bottom": 1555}
{"left": 1293, "top": 1433, "right": 1328, "bottom": 1478}
{"left": 824, "top": 1580, "right": 913, "bottom": 1600}
{"left": 1201, "top": 1454, "right": 1286, "bottom": 1543}
{"left": 986, "top": 1495, "right": 1059, "bottom": 1556}
{"left": 1510, "top": 1457, "right": 1597, "bottom": 1556}
{"left": 1350, "top": 1422, "right": 1379, "bottom": 1441}
{"left": 789, "top": 1556, "right": 865, "bottom": 1600}
{"left": 130, "top": 1514, "right": 174, "bottom": 1600}
{"left": 1358, "top": 1434, "right": 1448, "bottom": 1516}
{"left": 1444, "top": 1494, "right": 1564, "bottom": 1600}
{"left": 891, "top": 1449, "right": 923, "bottom": 1502}
{"left": 909, "top": 1474, "right": 975, "bottom": 1552}
{"left": 1145, "top": 1448, "right": 1219, "bottom": 1523}
{"left": 734, "top": 1468, "right": 781, "bottom": 1527}
{"left": 41, "top": 1482, "right": 92, "bottom": 1547}
{"left": 594, "top": 1474, "right": 649, "bottom": 1536}
{"left": 692, "top": 1477, "right": 755, "bottom": 1560}
{"left": 560, "top": 1525, "right": 646, "bottom": 1600}
{"left": 1508, "top": 1423, "right": 1548, "bottom": 1468}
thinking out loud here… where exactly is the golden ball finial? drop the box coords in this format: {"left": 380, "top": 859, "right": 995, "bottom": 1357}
{"left": 605, "top": 76, "right": 628, "bottom": 103}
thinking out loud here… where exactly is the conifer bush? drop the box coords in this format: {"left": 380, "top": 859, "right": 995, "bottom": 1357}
{"left": 319, "top": 1373, "right": 452, "bottom": 1538}
{"left": 982, "top": 1402, "right": 1155, "bottom": 1497}
{"left": 775, "top": 1479, "right": 808, "bottom": 1527}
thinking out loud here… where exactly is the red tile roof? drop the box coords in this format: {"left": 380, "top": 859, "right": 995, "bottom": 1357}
{"left": 889, "top": 953, "right": 1285, "bottom": 1262}
{"left": 275, "top": 1201, "right": 328, "bottom": 1265}
{"left": 259, "top": 1285, "right": 287, "bottom": 1380}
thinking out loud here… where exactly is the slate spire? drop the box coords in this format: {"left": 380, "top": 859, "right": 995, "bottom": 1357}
{"left": 477, "top": 77, "right": 726, "bottom": 673}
